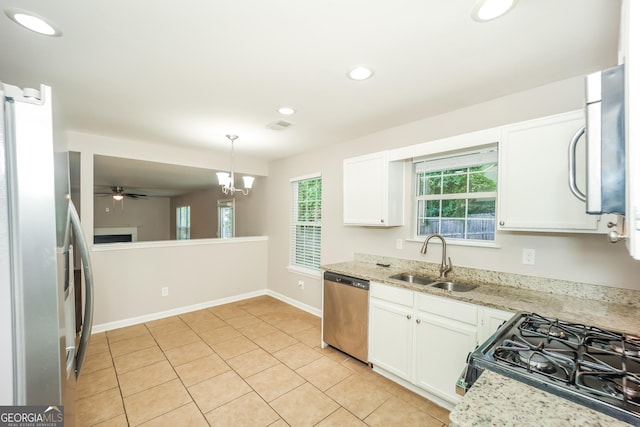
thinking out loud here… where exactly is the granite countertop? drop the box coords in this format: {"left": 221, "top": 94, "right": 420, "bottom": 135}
{"left": 322, "top": 255, "right": 640, "bottom": 427}
{"left": 321, "top": 259, "right": 640, "bottom": 335}
{"left": 449, "top": 371, "right": 631, "bottom": 427}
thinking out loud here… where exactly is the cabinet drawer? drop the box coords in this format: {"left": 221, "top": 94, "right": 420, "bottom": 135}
{"left": 416, "top": 293, "right": 477, "bottom": 325}
{"left": 370, "top": 282, "right": 414, "bottom": 307}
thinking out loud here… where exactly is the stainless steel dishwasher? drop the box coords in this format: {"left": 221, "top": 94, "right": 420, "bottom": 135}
{"left": 322, "top": 271, "right": 369, "bottom": 363}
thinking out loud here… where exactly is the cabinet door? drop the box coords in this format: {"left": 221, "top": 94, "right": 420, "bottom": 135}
{"left": 479, "top": 307, "right": 513, "bottom": 343}
{"left": 369, "top": 298, "right": 413, "bottom": 380}
{"left": 498, "top": 110, "right": 602, "bottom": 232}
{"left": 414, "top": 311, "right": 477, "bottom": 404}
{"left": 343, "top": 152, "right": 404, "bottom": 226}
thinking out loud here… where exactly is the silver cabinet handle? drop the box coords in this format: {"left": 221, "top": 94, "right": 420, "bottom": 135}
{"left": 568, "top": 127, "right": 587, "bottom": 202}
{"left": 69, "top": 200, "right": 94, "bottom": 378}
{"left": 406, "top": 314, "right": 412, "bottom": 320}
{"left": 416, "top": 319, "right": 421, "bottom": 324}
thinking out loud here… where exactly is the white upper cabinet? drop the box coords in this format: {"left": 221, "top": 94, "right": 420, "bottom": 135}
{"left": 343, "top": 151, "right": 404, "bottom": 226}
{"left": 498, "top": 110, "right": 607, "bottom": 232}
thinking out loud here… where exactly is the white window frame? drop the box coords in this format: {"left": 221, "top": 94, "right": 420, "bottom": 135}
{"left": 287, "top": 173, "right": 322, "bottom": 278}
{"left": 413, "top": 146, "right": 498, "bottom": 245}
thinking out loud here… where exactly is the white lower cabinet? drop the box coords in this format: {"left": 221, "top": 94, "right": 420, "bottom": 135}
{"left": 414, "top": 295, "right": 478, "bottom": 403}
{"left": 369, "top": 282, "right": 482, "bottom": 405}
{"left": 369, "top": 283, "right": 414, "bottom": 381}
{"left": 479, "top": 307, "right": 514, "bottom": 343}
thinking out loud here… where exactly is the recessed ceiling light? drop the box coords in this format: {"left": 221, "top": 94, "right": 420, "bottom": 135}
{"left": 347, "top": 65, "right": 374, "bottom": 81}
{"left": 278, "top": 106, "right": 296, "bottom": 115}
{"left": 4, "top": 8, "right": 62, "bottom": 36}
{"left": 471, "top": 0, "right": 518, "bottom": 22}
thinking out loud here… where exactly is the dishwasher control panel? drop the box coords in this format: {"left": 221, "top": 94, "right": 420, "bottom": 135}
{"left": 324, "top": 271, "right": 370, "bottom": 290}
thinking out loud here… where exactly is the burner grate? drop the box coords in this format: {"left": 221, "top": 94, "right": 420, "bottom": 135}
{"left": 494, "top": 335, "right": 576, "bottom": 382}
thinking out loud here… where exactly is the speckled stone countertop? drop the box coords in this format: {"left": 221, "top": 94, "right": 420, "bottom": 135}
{"left": 321, "top": 255, "right": 640, "bottom": 335}
{"left": 322, "top": 254, "right": 640, "bottom": 427}
{"left": 449, "top": 371, "right": 632, "bottom": 427}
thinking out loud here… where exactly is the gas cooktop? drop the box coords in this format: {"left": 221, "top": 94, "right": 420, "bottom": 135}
{"left": 463, "top": 312, "right": 640, "bottom": 425}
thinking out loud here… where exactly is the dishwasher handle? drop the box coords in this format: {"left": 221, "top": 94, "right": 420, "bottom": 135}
{"left": 324, "top": 271, "right": 369, "bottom": 290}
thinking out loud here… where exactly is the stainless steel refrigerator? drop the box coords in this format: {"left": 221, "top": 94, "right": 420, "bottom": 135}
{"left": 1, "top": 82, "right": 94, "bottom": 426}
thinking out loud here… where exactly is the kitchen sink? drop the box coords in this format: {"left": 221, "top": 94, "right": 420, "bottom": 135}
{"left": 430, "top": 281, "right": 477, "bottom": 292}
{"left": 388, "top": 273, "right": 435, "bottom": 286}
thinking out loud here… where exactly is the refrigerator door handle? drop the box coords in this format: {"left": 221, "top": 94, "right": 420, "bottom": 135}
{"left": 68, "top": 200, "right": 94, "bottom": 378}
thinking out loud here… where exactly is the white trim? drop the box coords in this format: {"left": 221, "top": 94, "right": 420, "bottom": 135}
{"left": 406, "top": 237, "right": 501, "bottom": 249}
{"left": 286, "top": 264, "right": 322, "bottom": 279}
{"left": 388, "top": 127, "right": 501, "bottom": 161}
{"left": 91, "top": 287, "right": 321, "bottom": 334}
{"left": 290, "top": 172, "right": 321, "bottom": 183}
{"left": 92, "top": 235, "right": 268, "bottom": 252}
{"left": 92, "top": 289, "right": 268, "bottom": 333}
{"left": 266, "top": 289, "right": 322, "bottom": 317}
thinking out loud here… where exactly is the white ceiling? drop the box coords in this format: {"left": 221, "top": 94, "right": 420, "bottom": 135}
{"left": 0, "top": 1, "right": 621, "bottom": 195}
{"left": 93, "top": 155, "right": 217, "bottom": 197}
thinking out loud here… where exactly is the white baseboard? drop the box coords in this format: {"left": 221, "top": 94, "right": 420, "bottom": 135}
{"left": 92, "top": 289, "right": 268, "bottom": 333}
{"left": 371, "top": 365, "right": 455, "bottom": 411}
{"left": 266, "top": 289, "right": 322, "bottom": 317}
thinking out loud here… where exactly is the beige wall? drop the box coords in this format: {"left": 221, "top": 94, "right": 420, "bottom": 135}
{"left": 94, "top": 195, "right": 171, "bottom": 241}
{"left": 266, "top": 75, "right": 640, "bottom": 311}
{"left": 170, "top": 189, "right": 217, "bottom": 239}
{"left": 91, "top": 238, "right": 268, "bottom": 327}
{"left": 169, "top": 177, "right": 267, "bottom": 239}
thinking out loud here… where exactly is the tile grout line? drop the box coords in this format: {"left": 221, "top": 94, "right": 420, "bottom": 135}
{"left": 81, "top": 297, "right": 448, "bottom": 426}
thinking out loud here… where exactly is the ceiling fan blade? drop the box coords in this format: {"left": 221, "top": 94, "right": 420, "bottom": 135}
{"left": 125, "top": 193, "right": 147, "bottom": 199}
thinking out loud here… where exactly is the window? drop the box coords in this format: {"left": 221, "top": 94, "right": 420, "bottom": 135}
{"left": 291, "top": 174, "right": 322, "bottom": 270}
{"left": 218, "top": 199, "right": 234, "bottom": 238}
{"left": 176, "top": 206, "right": 191, "bottom": 240}
{"left": 415, "top": 148, "right": 497, "bottom": 242}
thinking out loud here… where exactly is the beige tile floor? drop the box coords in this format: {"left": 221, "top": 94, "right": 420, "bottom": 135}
{"left": 77, "top": 295, "right": 450, "bottom": 427}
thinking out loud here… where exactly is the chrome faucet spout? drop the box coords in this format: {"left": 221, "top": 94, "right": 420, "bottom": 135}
{"left": 420, "top": 234, "right": 452, "bottom": 279}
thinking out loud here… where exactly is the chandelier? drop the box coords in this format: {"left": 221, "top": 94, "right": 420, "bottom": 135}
{"left": 216, "top": 134, "right": 255, "bottom": 196}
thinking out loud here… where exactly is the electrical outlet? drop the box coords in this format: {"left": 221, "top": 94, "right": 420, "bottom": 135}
{"left": 105, "top": 207, "right": 110, "bottom": 212}
{"left": 396, "top": 238, "right": 403, "bottom": 250}
{"left": 161, "top": 287, "right": 169, "bottom": 296}
{"left": 297, "top": 280, "right": 304, "bottom": 290}
{"left": 522, "top": 248, "right": 536, "bottom": 265}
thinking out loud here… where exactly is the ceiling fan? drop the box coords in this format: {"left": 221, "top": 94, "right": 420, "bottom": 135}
{"left": 97, "top": 186, "right": 148, "bottom": 201}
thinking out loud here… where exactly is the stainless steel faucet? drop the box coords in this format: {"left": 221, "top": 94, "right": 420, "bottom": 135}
{"left": 420, "top": 234, "right": 452, "bottom": 279}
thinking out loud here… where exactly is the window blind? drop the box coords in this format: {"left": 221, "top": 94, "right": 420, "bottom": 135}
{"left": 290, "top": 174, "right": 322, "bottom": 270}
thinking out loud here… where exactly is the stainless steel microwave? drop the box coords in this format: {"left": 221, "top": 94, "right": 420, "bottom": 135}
{"left": 569, "top": 63, "right": 625, "bottom": 216}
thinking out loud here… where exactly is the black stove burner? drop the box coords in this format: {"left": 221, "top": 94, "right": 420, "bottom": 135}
{"left": 517, "top": 351, "right": 557, "bottom": 374}
{"left": 493, "top": 337, "right": 574, "bottom": 380}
